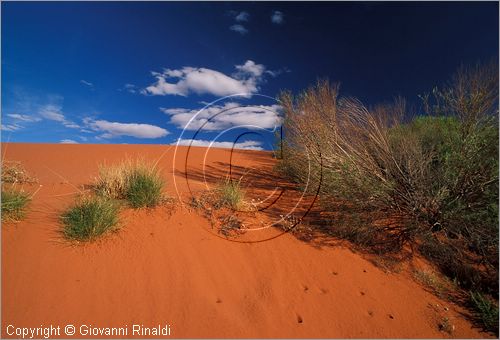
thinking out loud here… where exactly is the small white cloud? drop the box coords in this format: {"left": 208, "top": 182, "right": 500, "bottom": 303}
{"left": 161, "top": 102, "right": 282, "bottom": 131}
{"left": 143, "top": 60, "right": 267, "bottom": 97}
{"left": 85, "top": 119, "right": 169, "bottom": 139}
{"left": 39, "top": 104, "right": 79, "bottom": 129}
{"left": 39, "top": 104, "right": 66, "bottom": 122}
{"left": 6, "top": 113, "right": 41, "bottom": 122}
{"left": 234, "top": 60, "right": 265, "bottom": 78}
{"left": 175, "top": 138, "right": 263, "bottom": 151}
{"left": 271, "top": 11, "right": 284, "bottom": 24}
{"left": 60, "top": 139, "right": 79, "bottom": 144}
{"left": 235, "top": 11, "right": 250, "bottom": 22}
{"left": 1, "top": 123, "right": 23, "bottom": 132}
{"left": 80, "top": 80, "right": 94, "bottom": 87}
{"left": 230, "top": 24, "right": 248, "bottom": 35}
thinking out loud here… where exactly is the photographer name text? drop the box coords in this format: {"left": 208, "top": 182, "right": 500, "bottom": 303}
{"left": 6, "top": 324, "right": 172, "bottom": 338}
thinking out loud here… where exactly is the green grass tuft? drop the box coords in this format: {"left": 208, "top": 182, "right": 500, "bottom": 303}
{"left": 61, "top": 196, "right": 119, "bottom": 241}
{"left": 94, "top": 159, "right": 165, "bottom": 208}
{"left": 1, "top": 189, "right": 30, "bottom": 221}
{"left": 125, "top": 169, "right": 164, "bottom": 208}
{"left": 216, "top": 178, "right": 244, "bottom": 210}
{"left": 469, "top": 291, "right": 499, "bottom": 335}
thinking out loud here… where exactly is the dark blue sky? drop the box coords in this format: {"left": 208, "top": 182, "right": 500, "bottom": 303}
{"left": 2, "top": 1, "right": 498, "bottom": 149}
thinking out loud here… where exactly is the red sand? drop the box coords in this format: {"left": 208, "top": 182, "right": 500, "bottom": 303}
{"left": 1, "top": 143, "right": 491, "bottom": 338}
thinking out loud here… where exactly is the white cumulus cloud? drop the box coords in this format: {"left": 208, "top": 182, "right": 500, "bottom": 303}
{"left": 161, "top": 102, "right": 282, "bottom": 131}
{"left": 174, "top": 138, "right": 263, "bottom": 150}
{"left": 84, "top": 118, "right": 169, "bottom": 139}
{"left": 143, "top": 60, "right": 268, "bottom": 97}
{"left": 234, "top": 60, "right": 265, "bottom": 78}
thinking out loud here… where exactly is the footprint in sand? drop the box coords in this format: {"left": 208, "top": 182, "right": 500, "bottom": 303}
{"left": 216, "top": 298, "right": 222, "bottom": 304}
{"left": 319, "top": 288, "right": 328, "bottom": 294}
{"left": 332, "top": 271, "right": 339, "bottom": 276}
{"left": 302, "top": 285, "right": 309, "bottom": 292}
{"left": 296, "top": 314, "right": 303, "bottom": 324}
{"left": 368, "top": 310, "right": 374, "bottom": 317}
{"left": 360, "top": 291, "right": 366, "bottom": 296}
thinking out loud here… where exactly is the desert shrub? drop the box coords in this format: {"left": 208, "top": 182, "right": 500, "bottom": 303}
{"left": 279, "top": 82, "right": 422, "bottom": 246}
{"left": 61, "top": 196, "right": 119, "bottom": 241}
{"left": 94, "top": 159, "right": 164, "bottom": 208}
{"left": 277, "top": 62, "right": 498, "bottom": 304}
{"left": 1, "top": 189, "right": 30, "bottom": 221}
{"left": 390, "top": 115, "right": 498, "bottom": 234}
{"left": 469, "top": 291, "right": 499, "bottom": 335}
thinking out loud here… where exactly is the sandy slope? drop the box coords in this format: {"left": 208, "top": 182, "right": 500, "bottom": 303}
{"left": 1, "top": 143, "right": 491, "bottom": 338}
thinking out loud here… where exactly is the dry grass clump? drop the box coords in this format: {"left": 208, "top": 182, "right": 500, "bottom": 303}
{"left": 277, "top": 61, "right": 498, "bottom": 333}
{"left": 94, "top": 159, "right": 165, "bottom": 208}
{"left": 191, "top": 177, "right": 247, "bottom": 211}
{"left": 413, "top": 269, "right": 451, "bottom": 298}
{"left": 94, "top": 161, "right": 132, "bottom": 199}
{"left": 438, "top": 317, "right": 455, "bottom": 334}
{"left": 217, "top": 214, "right": 244, "bottom": 237}
{"left": 190, "top": 177, "right": 249, "bottom": 237}
{"left": 1, "top": 161, "right": 37, "bottom": 184}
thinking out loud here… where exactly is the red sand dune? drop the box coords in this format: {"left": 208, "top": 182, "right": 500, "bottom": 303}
{"left": 1, "top": 143, "right": 492, "bottom": 338}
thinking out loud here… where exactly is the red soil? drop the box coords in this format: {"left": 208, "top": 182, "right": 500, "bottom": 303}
{"left": 1, "top": 143, "right": 491, "bottom": 338}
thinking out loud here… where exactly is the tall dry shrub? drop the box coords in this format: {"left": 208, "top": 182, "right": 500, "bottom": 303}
{"left": 278, "top": 62, "right": 498, "bottom": 263}
{"left": 279, "top": 82, "right": 426, "bottom": 225}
